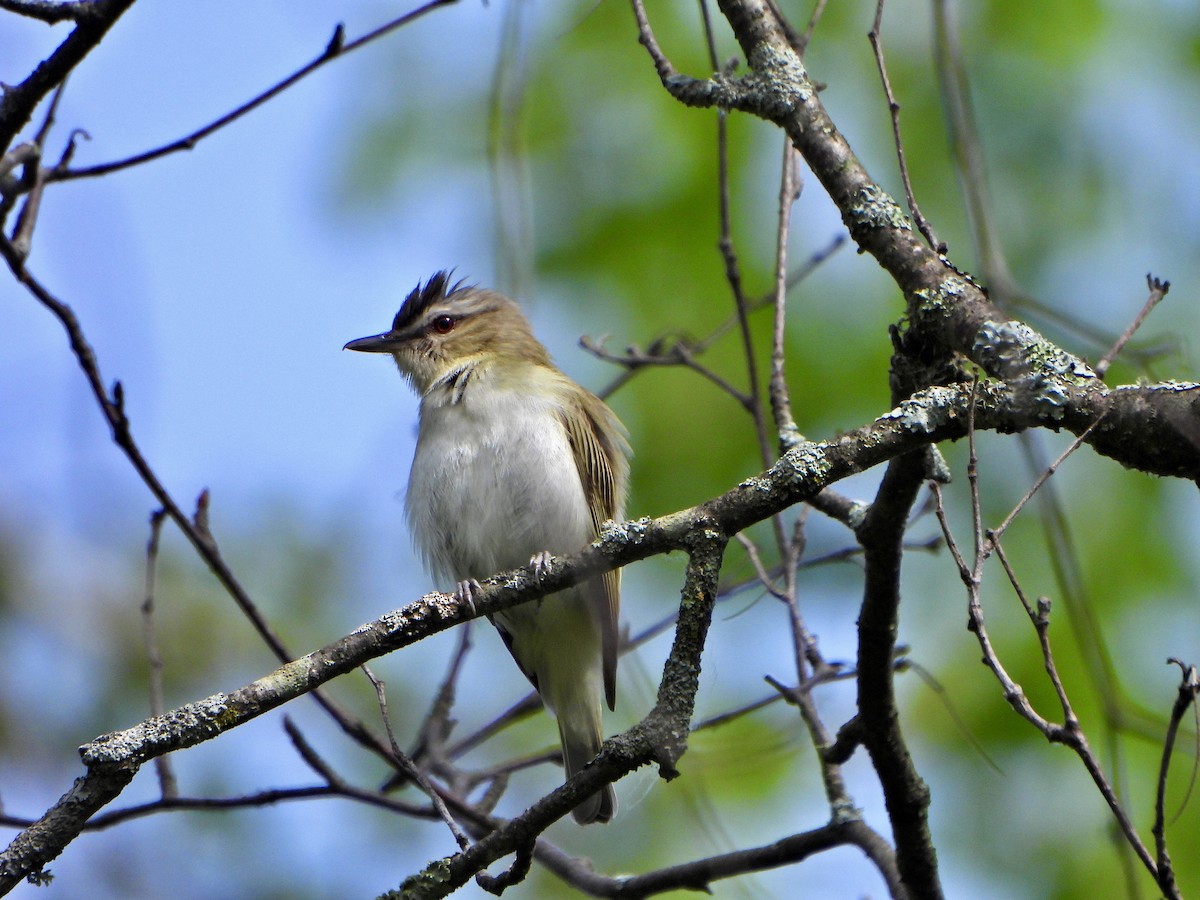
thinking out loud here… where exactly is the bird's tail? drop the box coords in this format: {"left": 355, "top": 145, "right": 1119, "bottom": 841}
{"left": 558, "top": 708, "right": 616, "bottom": 825}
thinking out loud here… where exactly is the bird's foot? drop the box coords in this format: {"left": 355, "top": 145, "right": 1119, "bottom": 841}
{"left": 530, "top": 550, "right": 553, "bottom": 580}
{"left": 453, "top": 579, "right": 482, "bottom": 618}
{"left": 529, "top": 551, "right": 553, "bottom": 607}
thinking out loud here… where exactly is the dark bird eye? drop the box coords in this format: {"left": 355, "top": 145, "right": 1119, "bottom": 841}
{"left": 431, "top": 315, "right": 456, "bottom": 334}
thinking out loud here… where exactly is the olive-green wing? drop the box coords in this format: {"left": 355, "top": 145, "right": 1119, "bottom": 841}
{"left": 558, "top": 389, "right": 630, "bottom": 710}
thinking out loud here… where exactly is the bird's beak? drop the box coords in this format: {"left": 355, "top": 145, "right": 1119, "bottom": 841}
{"left": 344, "top": 332, "right": 403, "bottom": 353}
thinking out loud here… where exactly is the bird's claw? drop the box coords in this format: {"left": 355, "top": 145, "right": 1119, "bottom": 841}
{"left": 453, "top": 579, "right": 482, "bottom": 618}
{"left": 529, "top": 551, "right": 553, "bottom": 608}
{"left": 530, "top": 551, "right": 553, "bottom": 580}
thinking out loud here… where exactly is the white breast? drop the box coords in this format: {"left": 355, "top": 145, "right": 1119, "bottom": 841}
{"left": 405, "top": 369, "right": 593, "bottom": 586}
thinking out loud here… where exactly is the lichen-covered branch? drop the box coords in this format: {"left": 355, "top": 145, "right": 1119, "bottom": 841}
{"left": 0, "top": 378, "right": 1071, "bottom": 891}
{"left": 633, "top": 0, "right": 1200, "bottom": 481}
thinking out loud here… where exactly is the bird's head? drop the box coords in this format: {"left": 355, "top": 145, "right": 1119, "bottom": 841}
{"left": 344, "top": 271, "right": 550, "bottom": 394}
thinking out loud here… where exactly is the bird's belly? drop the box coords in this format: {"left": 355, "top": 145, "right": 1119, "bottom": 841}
{"left": 406, "top": 409, "right": 593, "bottom": 584}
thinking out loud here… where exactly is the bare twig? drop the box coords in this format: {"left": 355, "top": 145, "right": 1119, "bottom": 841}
{"left": 0, "top": 785, "right": 432, "bottom": 835}
{"left": 5, "top": 80, "right": 69, "bottom": 255}
{"left": 932, "top": 405, "right": 1164, "bottom": 888}
{"left": 991, "top": 414, "right": 1106, "bottom": 542}
{"left": 733, "top": 532, "right": 788, "bottom": 601}
{"left": 586, "top": 235, "right": 845, "bottom": 406}
{"left": 364, "top": 667, "right": 472, "bottom": 853}
{"left": 1152, "top": 659, "right": 1199, "bottom": 899}
{"left": 1095, "top": 274, "right": 1170, "bottom": 378}
{"left": 444, "top": 692, "right": 542, "bottom": 764}
{"left": 769, "top": 137, "right": 803, "bottom": 449}
{"left": 992, "top": 544, "right": 1075, "bottom": 726}
{"left": 284, "top": 717, "right": 347, "bottom": 787}
{"left": 141, "top": 508, "right": 177, "bottom": 799}
{"left": 413, "top": 624, "right": 473, "bottom": 764}
{"left": 630, "top": 0, "right": 679, "bottom": 85}
{"left": 38, "top": 2, "right": 459, "bottom": 184}
{"left": 540, "top": 818, "right": 903, "bottom": 898}
{"left": 0, "top": 252, "right": 400, "bottom": 769}
{"left": 868, "top": 0, "right": 944, "bottom": 253}
{"left": 0, "top": 0, "right": 135, "bottom": 154}
{"left": 583, "top": 336, "right": 754, "bottom": 410}
{"left": 797, "top": 0, "right": 829, "bottom": 57}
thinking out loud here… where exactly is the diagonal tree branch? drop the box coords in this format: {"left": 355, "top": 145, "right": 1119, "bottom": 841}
{"left": 632, "top": 0, "right": 1200, "bottom": 481}
{"left": 0, "top": 374, "right": 1123, "bottom": 892}
{"left": 0, "top": 0, "right": 134, "bottom": 152}
{"left": 44, "top": 0, "right": 460, "bottom": 184}
{"left": 391, "top": 523, "right": 731, "bottom": 899}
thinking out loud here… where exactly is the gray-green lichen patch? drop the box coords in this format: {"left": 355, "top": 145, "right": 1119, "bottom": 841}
{"left": 879, "top": 385, "right": 961, "bottom": 434}
{"left": 973, "top": 320, "right": 1095, "bottom": 421}
{"left": 81, "top": 693, "right": 231, "bottom": 765}
{"left": 255, "top": 659, "right": 314, "bottom": 697}
{"left": 777, "top": 443, "right": 834, "bottom": 486}
{"left": 910, "top": 276, "right": 973, "bottom": 319}
{"left": 973, "top": 320, "right": 1095, "bottom": 383}
{"left": 849, "top": 184, "right": 912, "bottom": 233}
{"left": 394, "top": 857, "right": 454, "bottom": 898}
{"left": 600, "top": 516, "right": 651, "bottom": 546}
{"left": 747, "top": 43, "right": 813, "bottom": 115}
{"left": 1135, "top": 380, "right": 1200, "bottom": 392}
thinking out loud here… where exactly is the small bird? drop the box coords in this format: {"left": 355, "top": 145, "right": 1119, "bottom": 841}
{"left": 345, "top": 271, "right": 630, "bottom": 824}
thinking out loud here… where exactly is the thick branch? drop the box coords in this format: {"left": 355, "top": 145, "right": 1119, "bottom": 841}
{"left": 535, "top": 817, "right": 901, "bottom": 897}
{"left": 392, "top": 526, "right": 729, "bottom": 899}
{"left": 0, "top": 0, "right": 135, "bottom": 153}
{"left": 854, "top": 449, "right": 941, "bottom": 899}
{"left": 0, "top": 0, "right": 97, "bottom": 24}
{"left": 0, "top": 379, "right": 1054, "bottom": 890}
{"left": 636, "top": 0, "right": 1200, "bottom": 480}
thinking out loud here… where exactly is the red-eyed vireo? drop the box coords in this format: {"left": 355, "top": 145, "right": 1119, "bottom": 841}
{"left": 345, "top": 271, "right": 630, "bottom": 824}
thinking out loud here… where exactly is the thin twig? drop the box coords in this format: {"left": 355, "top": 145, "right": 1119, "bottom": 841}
{"left": 1095, "top": 274, "right": 1170, "bottom": 378}
{"left": 6, "top": 80, "right": 68, "bottom": 256}
{"left": 583, "top": 336, "right": 754, "bottom": 410}
{"left": 0, "top": 249, "right": 400, "bottom": 770}
{"left": 630, "top": 0, "right": 679, "bottom": 84}
{"left": 933, "top": 409, "right": 1163, "bottom": 886}
{"left": 797, "top": 0, "right": 829, "bottom": 56}
{"left": 414, "top": 624, "right": 473, "bottom": 761}
{"left": 768, "top": 136, "right": 802, "bottom": 450}
{"left": 1152, "top": 659, "right": 1198, "bottom": 900}
{"left": 141, "top": 508, "right": 177, "bottom": 799}
{"left": 733, "top": 533, "right": 788, "bottom": 601}
{"left": 284, "top": 717, "right": 350, "bottom": 788}
{"left": 991, "top": 413, "right": 1106, "bottom": 542}
{"left": 868, "top": 0, "right": 944, "bottom": 253}
{"left": 0, "top": 0, "right": 135, "bottom": 154}
{"left": 586, "top": 235, "right": 845, "bottom": 405}
{"left": 43, "top": 2, "right": 459, "bottom": 184}
{"left": 992, "top": 542, "right": 1075, "bottom": 727}
{"left": 0, "top": 785, "right": 433, "bottom": 834}
{"left": 364, "top": 667, "right": 472, "bottom": 852}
